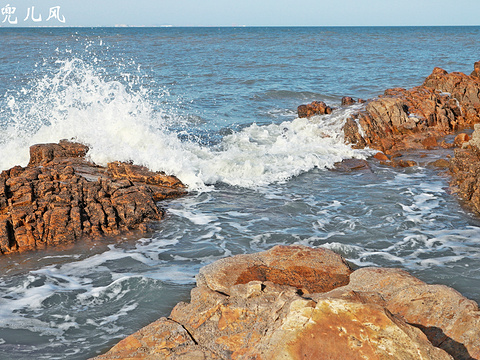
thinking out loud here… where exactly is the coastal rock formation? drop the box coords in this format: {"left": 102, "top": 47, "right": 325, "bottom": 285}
{"left": 449, "top": 124, "right": 480, "bottom": 215}
{"left": 95, "top": 245, "right": 480, "bottom": 360}
{"left": 0, "top": 141, "right": 186, "bottom": 254}
{"left": 300, "top": 62, "right": 480, "bottom": 155}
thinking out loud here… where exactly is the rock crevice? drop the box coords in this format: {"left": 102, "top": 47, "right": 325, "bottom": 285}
{"left": 94, "top": 245, "right": 480, "bottom": 360}
{"left": 0, "top": 140, "right": 186, "bottom": 254}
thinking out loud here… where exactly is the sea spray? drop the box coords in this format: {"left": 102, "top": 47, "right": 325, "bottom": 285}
{"left": 0, "top": 58, "right": 372, "bottom": 190}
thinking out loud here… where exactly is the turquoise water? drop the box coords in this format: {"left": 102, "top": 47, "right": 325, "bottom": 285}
{"left": 0, "top": 27, "right": 480, "bottom": 359}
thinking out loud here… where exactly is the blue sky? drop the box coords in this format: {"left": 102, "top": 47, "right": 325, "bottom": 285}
{"left": 1, "top": 0, "right": 479, "bottom": 27}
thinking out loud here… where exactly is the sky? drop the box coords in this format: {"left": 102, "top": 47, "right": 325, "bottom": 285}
{"left": 0, "top": 0, "right": 479, "bottom": 27}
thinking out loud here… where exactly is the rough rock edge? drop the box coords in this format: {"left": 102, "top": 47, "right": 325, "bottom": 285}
{"left": 0, "top": 140, "right": 187, "bottom": 255}
{"left": 94, "top": 245, "right": 480, "bottom": 360}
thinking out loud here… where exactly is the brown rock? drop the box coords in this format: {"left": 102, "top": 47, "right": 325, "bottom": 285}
{"left": 471, "top": 61, "right": 480, "bottom": 79}
{"left": 343, "top": 63, "right": 480, "bottom": 154}
{"left": 449, "top": 144, "right": 480, "bottom": 214}
{"left": 337, "top": 267, "right": 480, "bottom": 360}
{"left": 422, "top": 136, "right": 438, "bottom": 149}
{"left": 428, "top": 158, "right": 450, "bottom": 168}
{"left": 0, "top": 141, "right": 187, "bottom": 255}
{"left": 373, "top": 152, "right": 389, "bottom": 161}
{"left": 297, "top": 101, "right": 333, "bottom": 118}
{"left": 333, "top": 159, "right": 371, "bottom": 172}
{"left": 454, "top": 133, "right": 470, "bottom": 147}
{"left": 196, "top": 245, "right": 353, "bottom": 295}
{"left": 96, "top": 246, "right": 480, "bottom": 360}
{"left": 341, "top": 96, "right": 356, "bottom": 106}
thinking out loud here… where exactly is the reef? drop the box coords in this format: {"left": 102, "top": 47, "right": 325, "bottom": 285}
{"left": 0, "top": 140, "right": 186, "bottom": 254}
{"left": 94, "top": 245, "right": 480, "bottom": 360}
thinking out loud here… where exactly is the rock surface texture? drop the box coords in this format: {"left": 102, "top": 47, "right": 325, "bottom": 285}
{"left": 0, "top": 141, "right": 186, "bottom": 254}
{"left": 94, "top": 245, "right": 480, "bottom": 360}
{"left": 299, "top": 63, "right": 480, "bottom": 155}
{"left": 343, "top": 66, "right": 480, "bottom": 154}
{"left": 449, "top": 124, "right": 480, "bottom": 215}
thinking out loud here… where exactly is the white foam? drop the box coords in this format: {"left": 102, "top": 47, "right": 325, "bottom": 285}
{"left": 0, "top": 58, "right": 372, "bottom": 190}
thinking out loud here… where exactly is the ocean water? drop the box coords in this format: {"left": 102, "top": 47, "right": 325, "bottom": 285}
{"left": 0, "top": 26, "right": 480, "bottom": 359}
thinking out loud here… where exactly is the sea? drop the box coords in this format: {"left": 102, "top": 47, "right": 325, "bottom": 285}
{"left": 0, "top": 26, "right": 480, "bottom": 359}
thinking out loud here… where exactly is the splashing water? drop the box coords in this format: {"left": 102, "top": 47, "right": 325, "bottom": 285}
{"left": 0, "top": 58, "right": 372, "bottom": 190}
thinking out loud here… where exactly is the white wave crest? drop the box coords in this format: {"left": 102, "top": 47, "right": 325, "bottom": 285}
{"left": 0, "top": 58, "right": 372, "bottom": 190}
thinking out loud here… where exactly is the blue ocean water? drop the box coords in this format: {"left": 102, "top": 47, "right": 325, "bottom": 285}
{"left": 0, "top": 26, "right": 480, "bottom": 359}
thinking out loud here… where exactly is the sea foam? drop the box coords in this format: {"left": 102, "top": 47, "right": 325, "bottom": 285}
{"left": 0, "top": 58, "right": 371, "bottom": 190}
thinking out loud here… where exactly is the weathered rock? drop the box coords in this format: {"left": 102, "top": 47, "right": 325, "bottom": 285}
{"left": 196, "top": 245, "right": 353, "bottom": 295}
{"left": 471, "top": 61, "right": 480, "bottom": 79}
{"left": 0, "top": 141, "right": 187, "bottom": 254}
{"left": 342, "top": 63, "right": 480, "bottom": 154}
{"left": 449, "top": 143, "right": 480, "bottom": 214}
{"left": 341, "top": 96, "right": 356, "bottom": 106}
{"left": 297, "top": 101, "right": 333, "bottom": 118}
{"left": 95, "top": 246, "right": 480, "bottom": 360}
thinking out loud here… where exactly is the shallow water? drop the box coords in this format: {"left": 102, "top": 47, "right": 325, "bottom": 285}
{"left": 1, "top": 27, "right": 480, "bottom": 359}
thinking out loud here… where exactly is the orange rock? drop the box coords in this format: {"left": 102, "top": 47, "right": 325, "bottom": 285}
{"left": 0, "top": 141, "right": 187, "bottom": 255}
{"left": 422, "top": 136, "right": 438, "bottom": 149}
{"left": 196, "top": 245, "right": 353, "bottom": 295}
{"left": 95, "top": 246, "right": 477, "bottom": 360}
{"left": 374, "top": 152, "right": 389, "bottom": 161}
{"left": 297, "top": 101, "right": 333, "bottom": 118}
{"left": 454, "top": 133, "right": 470, "bottom": 146}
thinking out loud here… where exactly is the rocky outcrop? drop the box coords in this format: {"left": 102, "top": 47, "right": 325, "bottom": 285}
{"left": 449, "top": 124, "right": 480, "bottom": 214}
{"left": 0, "top": 140, "right": 186, "bottom": 254}
{"left": 342, "top": 65, "right": 480, "bottom": 154}
{"left": 297, "top": 101, "right": 333, "bottom": 118}
{"left": 94, "top": 245, "right": 480, "bottom": 360}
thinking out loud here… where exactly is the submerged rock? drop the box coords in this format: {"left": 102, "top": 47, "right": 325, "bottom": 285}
{"left": 94, "top": 245, "right": 480, "bottom": 360}
{"left": 0, "top": 141, "right": 186, "bottom": 255}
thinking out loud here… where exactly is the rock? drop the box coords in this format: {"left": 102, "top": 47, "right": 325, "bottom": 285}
{"left": 196, "top": 245, "right": 353, "bottom": 295}
{"left": 297, "top": 101, "right": 333, "bottom": 118}
{"left": 373, "top": 152, "right": 389, "bottom": 161}
{"left": 471, "top": 61, "right": 480, "bottom": 79}
{"left": 333, "top": 158, "right": 371, "bottom": 172}
{"left": 343, "top": 63, "right": 480, "bottom": 154}
{"left": 341, "top": 96, "right": 356, "bottom": 106}
{"left": 454, "top": 133, "right": 470, "bottom": 147}
{"left": 449, "top": 144, "right": 480, "bottom": 214}
{"left": 0, "top": 141, "right": 187, "bottom": 254}
{"left": 428, "top": 158, "right": 450, "bottom": 168}
{"left": 95, "top": 246, "right": 480, "bottom": 360}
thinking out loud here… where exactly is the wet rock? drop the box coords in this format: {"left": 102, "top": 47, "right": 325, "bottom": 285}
{"left": 342, "top": 62, "right": 480, "bottom": 154}
{"left": 341, "top": 96, "right": 356, "bottom": 106}
{"left": 428, "top": 158, "right": 450, "bottom": 168}
{"left": 297, "top": 101, "right": 333, "bottom": 118}
{"left": 373, "top": 152, "right": 389, "bottom": 161}
{"left": 333, "top": 158, "right": 371, "bottom": 172}
{"left": 0, "top": 141, "right": 187, "bottom": 255}
{"left": 95, "top": 245, "right": 480, "bottom": 360}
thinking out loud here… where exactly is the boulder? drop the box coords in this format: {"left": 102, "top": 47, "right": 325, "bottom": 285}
{"left": 0, "top": 141, "right": 187, "bottom": 254}
{"left": 297, "top": 101, "right": 333, "bottom": 118}
{"left": 94, "top": 246, "right": 480, "bottom": 360}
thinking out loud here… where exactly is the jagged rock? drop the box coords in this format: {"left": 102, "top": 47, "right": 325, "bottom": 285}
{"left": 297, "top": 101, "right": 333, "bottom": 118}
{"left": 94, "top": 245, "right": 480, "bottom": 360}
{"left": 0, "top": 141, "right": 187, "bottom": 254}
{"left": 342, "top": 62, "right": 480, "bottom": 154}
